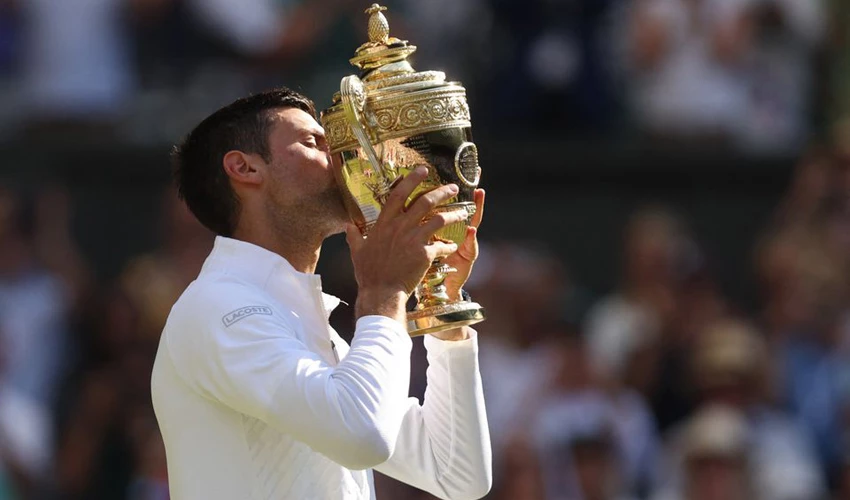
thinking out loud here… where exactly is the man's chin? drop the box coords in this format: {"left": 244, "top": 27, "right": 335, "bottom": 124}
{"left": 326, "top": 224, "right": 347, "bottom": 237}
{"left": 325, "top": 201, "right": 353, "bottom": 237}
{"left": 331, "top": 191, "right": 351, "bottom": 223}
{"left": 327, "top": 212, "right": 349, "bottom": 234}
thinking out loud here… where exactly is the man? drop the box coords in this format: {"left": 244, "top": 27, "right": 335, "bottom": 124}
{"left": 150, "top": 88, "right": 492, "bottom": 500}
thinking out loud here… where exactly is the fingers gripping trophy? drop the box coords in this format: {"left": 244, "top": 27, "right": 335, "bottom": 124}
{"left": 321, "top": 4, "right": 486, "bottom": 336}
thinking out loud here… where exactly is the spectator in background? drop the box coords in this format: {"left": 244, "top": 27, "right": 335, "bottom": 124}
{"left": 584, "top": 208, "right": 679, "bottom": 389}
{"left": 585, "top": 206, "right": 723, "bottom": 431}
{"left": 491, "top": 437, "right": 547, "bottom": 500}
{"left": 484, "top": 0, "right": 622, "bottom": 131}
{"left": 624, "top": 0, "right": 824, "bottom": 151}
{"left": 181, "top": 0, "right": 362, "bottom": 130}
{"left": 755, "top": 225, "right": 834, "bottom": 348}
{"left": 757, "top": 144, "right": 850, "bottom": 486}
{"left": 780, "top": 288, "right": 850, "bottom": 487}
{"left": 625, "top": 0, "right": 755, "bottom": 142}
{"left": 466, "top": 243, "right": 567, "bottom": 470}
{"left": 12, "top": 0, "right": 357, "bottom": 142}
{"left": 396, "top": 0, "right": 493, "bottom": 92}
{"left": 0, "top": 187, "right": 77, "bottom": 496}
{"left": 569, "top": 433, "right": 637, "bottom": 500}
{"left": 18, "top": 0, "right": 135, "bottom": 129}
{"left": 56, "top": 188, "right": 208, "bottom": 499}
{"left": 173, "top": 0, "right": 358, "bottom": 82}
{"left": 741, "top": 0, "right": 825, "bottom": 153}
{"left": 56, "top": 288, "right": 164, "bottom": 499}
{"left": 0, "top": 188, "right": 81, "bottom": 408}
{"left": 655, "top": 319, "right": 826, "bottom": 500}
{"left": 533, "top": 331, "right": 659, "bottom": 499}
{"left": 183, "top": 0, "right": 322, "bottom": 59}
{"left": 773, "top": 147, "right": 836, "bottom": 227}
{"left": 542, "top": 427, "right": 638, "bottom": 500}
{"left": 120, "top": 188, "right": 212, "bottom": 341}
{"left": 654, "top": 405, "right": 755, "bottom": 500}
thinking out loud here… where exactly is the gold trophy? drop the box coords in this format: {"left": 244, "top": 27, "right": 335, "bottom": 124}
{"left": 321, "top": 4, "right": 485, "bottom": 336}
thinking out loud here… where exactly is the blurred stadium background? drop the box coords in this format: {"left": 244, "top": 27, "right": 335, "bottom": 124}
{"left": 0, "top": 0, "right": 848, "bottom": 498}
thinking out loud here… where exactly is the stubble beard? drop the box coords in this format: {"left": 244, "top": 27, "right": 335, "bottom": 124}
{"left": 269, "top": 181, "right": 349, "bottom": 240}
{"left": 317, "top": 181, "right": 351, "bottom": 235}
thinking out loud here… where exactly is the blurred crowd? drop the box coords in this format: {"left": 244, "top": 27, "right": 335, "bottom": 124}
{"left": 0, "top": 0, "right": 846, "bottom": 150}
{"left": 0, "top": 0, "right": 849, "bottom": 499}
{"left": 431, "top": 137, "right": 847, "bottom": 500}
{"left": 461, "top": 136, "right": 850, "bottom": 500}
{"left": 0, "top": 186, "right": 209, "bottom": 498}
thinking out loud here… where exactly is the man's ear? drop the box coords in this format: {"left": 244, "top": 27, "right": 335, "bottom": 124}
{"left": 223, "top": 151, "right": 263, "bottom": 186}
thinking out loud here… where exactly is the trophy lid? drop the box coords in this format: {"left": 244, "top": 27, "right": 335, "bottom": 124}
{"left": 350, "top": 4, "right": 417, "bottom": 78}
{"left": 321, "top": 4, "right": 472, "bottom": 154}
{"left": 331, "top": 4, "right": 456, "bottom": 96}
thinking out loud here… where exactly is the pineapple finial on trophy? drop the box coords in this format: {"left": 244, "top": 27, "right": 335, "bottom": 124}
{"left": 366, "top": 4, "right": 389, "bottom": 44}
{"left": 350, "top": 3, "right": 416, "bottom": 73}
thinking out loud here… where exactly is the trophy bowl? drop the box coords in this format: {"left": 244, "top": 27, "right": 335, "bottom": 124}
{"left": 321, "top": 4, "right": 485, "bottom": 336}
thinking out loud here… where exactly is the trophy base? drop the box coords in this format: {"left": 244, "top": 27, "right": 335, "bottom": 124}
{"left": 407, "top": 301, "right": 486, "bottom": 337}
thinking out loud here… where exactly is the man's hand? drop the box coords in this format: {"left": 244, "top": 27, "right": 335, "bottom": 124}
{"left": 426, "top": 188, "right": 484, "bottom": 342}
{"left": 347, "top": 167, "right": 469, "bottom": 325}
{"left": 442, "top": 188, "right": 485, "bottom": 302}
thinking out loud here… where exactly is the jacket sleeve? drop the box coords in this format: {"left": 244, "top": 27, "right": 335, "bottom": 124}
{"left": 165, "top": 289, "right": 413, "bottom": 471}
{"left": 374, "top": 329, "right": 493, "bottom": 500}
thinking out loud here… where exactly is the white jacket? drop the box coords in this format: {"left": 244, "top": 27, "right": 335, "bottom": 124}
{"left": 151, "top": 236, "right": 492, "bottom": 500}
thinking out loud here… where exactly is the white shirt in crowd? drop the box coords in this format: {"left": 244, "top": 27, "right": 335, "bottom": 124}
{"left": 21, "top": 0, "right": 133, "bottom": 119}
{"left": 629, "top": 0, "right": 754, "bottom": 136}
{"left": 151, "top": 236, "right": 492, "bottom": 500}
{"left": 626, "top": 0, "right": 825, "bottom": 150}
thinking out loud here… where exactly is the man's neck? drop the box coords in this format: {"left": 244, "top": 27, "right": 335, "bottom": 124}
{"left": 232, "top": 225, "right": 324, "bottom": 274}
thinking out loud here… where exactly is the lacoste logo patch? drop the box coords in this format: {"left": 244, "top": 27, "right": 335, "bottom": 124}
{"left": 222, "top": 306, "right": 273, "bottom": 327}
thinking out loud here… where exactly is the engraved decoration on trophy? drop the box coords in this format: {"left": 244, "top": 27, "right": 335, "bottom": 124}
{"left": 321, "top": 3, "right": 486, "bottom": 336}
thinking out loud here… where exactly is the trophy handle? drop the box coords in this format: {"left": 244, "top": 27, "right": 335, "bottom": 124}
{"left": 340, "top": 75, "right": 387, "bottom": 183}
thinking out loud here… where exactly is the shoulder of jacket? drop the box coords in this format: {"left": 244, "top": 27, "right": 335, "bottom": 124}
{"left": 162, "top": 276, "right": 293, "bottom": 367}
{"left": 164, "top": 276, "right": 283, "bottom": 340}
{"left": 180, "top": 274, "right": 271, "bottom": 313}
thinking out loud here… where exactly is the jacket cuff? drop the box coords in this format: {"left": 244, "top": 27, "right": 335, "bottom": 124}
{"left": 423, "top": 327, "right": 479, "bottom": 357}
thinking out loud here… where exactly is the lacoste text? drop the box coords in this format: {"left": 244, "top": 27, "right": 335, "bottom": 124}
{"left": 222, "top": 306, "right": 273, "bottom": 327}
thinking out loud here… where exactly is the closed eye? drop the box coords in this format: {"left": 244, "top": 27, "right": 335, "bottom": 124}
{"left": 303, "top": 133, "right": 326, "bottom": 149}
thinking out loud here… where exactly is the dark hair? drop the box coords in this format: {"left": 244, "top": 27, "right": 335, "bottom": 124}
{"left": 172, "top": 88, "right": 316, "bottom": 236}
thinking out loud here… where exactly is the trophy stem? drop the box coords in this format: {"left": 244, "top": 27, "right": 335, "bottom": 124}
{"left": 407, "top": 259, "right": 486, "bottom": 336}
{"left": 414, "top": 261, "right": 455, "bottom": 309}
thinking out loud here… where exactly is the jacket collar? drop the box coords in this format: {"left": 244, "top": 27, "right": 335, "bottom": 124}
{"left": 201, "top": 236, "right": 342, "bottom": 316}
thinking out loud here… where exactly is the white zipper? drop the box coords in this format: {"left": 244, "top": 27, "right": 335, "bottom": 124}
{"left": 311, "top": 276, "right": 339, "bottom": 365}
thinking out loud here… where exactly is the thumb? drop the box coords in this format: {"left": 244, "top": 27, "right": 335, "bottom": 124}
{"left": 345, "top": 223, "right": 364, "bottom": 252}
{"left": 457, "top": 226, "right": 478, "bottom": 261}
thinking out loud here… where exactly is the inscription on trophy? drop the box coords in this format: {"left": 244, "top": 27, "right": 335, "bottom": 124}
{"left": 454, "top": 142, "right": 481, "bottom": 187}
{"left": 401, "top": 134, "right": 432, "bottom": 155}
{"left": 400, "top": 135, "right": 434, "bottom": 171}
{"left": 392, "top": 135, "right": 434, "bottom": 187}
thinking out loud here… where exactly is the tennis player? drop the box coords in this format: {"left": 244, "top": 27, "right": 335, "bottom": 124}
{"left": 151, "top": 88, "right": 492, "bottom": 500}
